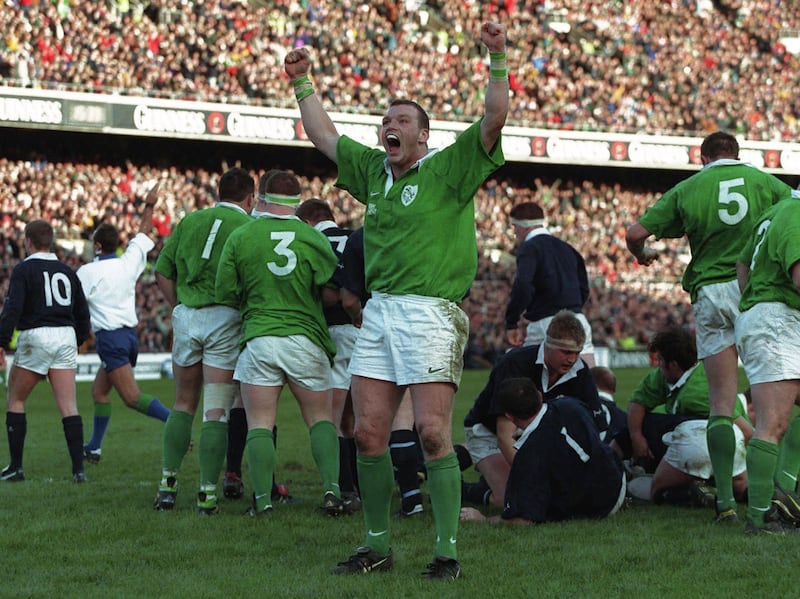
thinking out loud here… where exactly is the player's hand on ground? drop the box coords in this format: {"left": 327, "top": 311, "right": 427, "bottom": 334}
{"left": 481, "top": 22, "right": 506, "bottom": 53}
{"left": 460, "top": 507, "right": 487, "bottom": 522}
{"left": 285, "top": 47, "right": 311, "bottom": 80}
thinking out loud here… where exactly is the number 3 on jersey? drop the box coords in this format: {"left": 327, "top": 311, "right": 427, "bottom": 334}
{"left": 718, "top": 178, "right": 748, "bottom": 225}
{"left": 268, "top": 231, "right": 297, "bottom": 276}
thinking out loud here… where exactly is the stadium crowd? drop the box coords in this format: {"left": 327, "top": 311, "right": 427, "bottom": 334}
{"left": 0, "top": 154, "right": 693, "bottom": 362}
{"left": 0, "top": 0, "right": 798, "bottom": 141}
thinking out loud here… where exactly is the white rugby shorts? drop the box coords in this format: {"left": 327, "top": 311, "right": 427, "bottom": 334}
{"left": 171, "top": 304, "right": 241, "bottom": 370}
{"left": 464, "top": 423, "right": 502, "bottom": 464}
{"left": 234, "top": 334, "right": 332, "bottom": 391}
{"left": 692, "top": 280, "right": 740, "bottom": 359}
{"left": 328, "top": 323, "right": 358, "bottom": 390}
{"left": 348, "top": 292, "right": 469, "bottom": 387}
{"left": 736, "top": 302, "right": 800, "bottom": 385}
{"left": 662, "top": 419, "right": 746, "bottom": 479}
{"left": 14, "top": 326, "right": 77, "bottom": 374}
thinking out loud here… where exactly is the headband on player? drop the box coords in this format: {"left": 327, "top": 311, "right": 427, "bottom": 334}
{"left": 258, "top": 192, "right": 301, "bottom": 206}
{"left": 545, "top": 335, "right": 584, "bottom": 352}
{"left": 511, "top": 218, "right": 545, "bottom": 228}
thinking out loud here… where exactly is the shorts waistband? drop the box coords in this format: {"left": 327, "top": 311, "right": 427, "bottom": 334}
{"left": 370, "top": 291, "right": 453, "bottom": 307}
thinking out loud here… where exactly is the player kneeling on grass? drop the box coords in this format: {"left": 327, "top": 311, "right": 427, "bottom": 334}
{"left": 460, "top": 377, "right": 625, "bottom": 525}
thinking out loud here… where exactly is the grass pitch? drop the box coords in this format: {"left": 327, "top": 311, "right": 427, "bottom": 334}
{"left": 0, "top": 368, "right": 793, "bottom": 598}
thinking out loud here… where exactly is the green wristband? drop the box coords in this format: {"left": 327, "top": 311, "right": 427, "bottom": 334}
{"left": 293, "top": 75, "right": 314, "bottom": 102}
{"left": 489, "top": 52, "right": 507, "bottom": 80}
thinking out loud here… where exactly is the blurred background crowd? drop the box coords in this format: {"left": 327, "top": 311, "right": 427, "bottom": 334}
{"left": 1, "top": 0, "right": 797, "bottom": 365}
{"left": 2, "top": 0, "right": 798, "bottom": 140}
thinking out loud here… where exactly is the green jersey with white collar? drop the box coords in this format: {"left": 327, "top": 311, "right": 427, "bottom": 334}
{"left": 739, "top": 198, "right": 800, "bottom": 312}
{"left": 335, "top": 120, "right": 504, "bottom": 303}
{"left": 639, "top": 159, "right": 791, "bottom": 302}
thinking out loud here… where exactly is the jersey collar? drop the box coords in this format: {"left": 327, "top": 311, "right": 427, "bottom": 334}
{"left": 314, "top": 220, "right": 338, "bottom": 232}
{"left": 524, "top": 227, "right": 550, "bottom": 242}
{"left": 513, "top": 403, "right": 549, "bottom": 450}
{"left": 218, "top": 201, "right": 249, "bottom": 215}
{"left": 382, "top": 148, "right": 441, "bottom": 187}
{"left": 25, "top": 252, "right": 57, "bottom": 261}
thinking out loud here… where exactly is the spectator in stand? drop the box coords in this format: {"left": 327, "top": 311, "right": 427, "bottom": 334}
{"left": 1, "top": 1, "right": 798, "bottom": 140}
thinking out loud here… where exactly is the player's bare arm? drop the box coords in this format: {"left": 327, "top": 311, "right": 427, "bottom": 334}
{"left": 285, "top": 46, "right": 340, "bottom": 163}
{"left": 735, "top": 260, "right": 750, "bottom": 293}
{"left": 625, "top": 222, "right": 658, "bottom": 266}
{"left": 156, "top": 272, "right": 178, "bottom": 308}
{"left": 139, "top": 180, "right": 160, "bottom": 238}
{"left": 791, "top": 260, "right": 800, "bottom": 292}
{"left": 479, "top": 22, "right": 509, "bottom": 153}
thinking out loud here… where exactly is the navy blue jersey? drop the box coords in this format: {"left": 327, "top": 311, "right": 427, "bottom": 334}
{"left": 505, "top": 233, "right": 589, "bottom": 328}
{"left": 502, "top": 396, "right": 623, "bottom": 523}
{"left": 0, "top": 254, "right": 91, "bottom": 348}
{"left": 463, "top": 344, "right": 608, "bottom": 436}
{"left": 319, "top": 223, "right": 353, "bottom": 326}
{"left": 334, "top": 227, "right": 368, "bottom": 307}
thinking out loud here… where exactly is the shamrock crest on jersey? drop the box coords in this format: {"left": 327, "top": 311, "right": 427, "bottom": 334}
{"left": 401, "top": 184, "right": 418, "bottom": 207}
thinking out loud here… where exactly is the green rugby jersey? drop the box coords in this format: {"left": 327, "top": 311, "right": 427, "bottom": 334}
{"left": 739, "top": 198, "right": 800, "bottom": 312}
{"left": 335, "top": 120, "right": 504, "bottom": 303}
{"left": 155, "top": 203, "right": 251, "bottom": 308}
{"left": 215, "top": 214, "right": 338, "bottom": 361}
{"left": 639, "top": 160, "right": 791, "bottom": 301}
{"left": 631, "top": 362, "right": 747, "bottom": 419}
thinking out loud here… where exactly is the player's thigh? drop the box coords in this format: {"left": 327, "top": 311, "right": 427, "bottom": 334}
{"left": 736, "top": 302, "right": 800, "bottom": 385}
{"left": 693, "top": 280, "right": 739, "bottom": 359}
{"left": 356, "top": 293, "right": 468, "bottom": 387}
{"left": 465, "top": 423, "right": 501, "bottom": 465}
{"left": 329, "top": 324, "right": 357, "bottom": 391}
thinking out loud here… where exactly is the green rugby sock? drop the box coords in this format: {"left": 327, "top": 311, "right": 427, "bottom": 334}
{"left": 746, "top": 438, "right": 779, "bottom": 527}
{"left": 776, "top": 415, "right": 800, "bottom": 492}
{"left": 199, "top": 420, "right": 228, "bottom": 489}
{"left": 246, "top": 428, "right": 275, "bottom": 511}
{"left": 309, "top": 420, "right": 340, "bottom": 496}
{"left": 135, "top": 394, "right": 170, "bottom": 421}
{"left": 427, "top": 452, "right": 460, "bottom": 560}
{"left": 707, "top": 415, "right": 736, "bottom": 510}
{"left": 357, "top": 451, "right": 394, "bottom": 555}
{"left": 162, "top": 410, "right": 193, "bottom": 473}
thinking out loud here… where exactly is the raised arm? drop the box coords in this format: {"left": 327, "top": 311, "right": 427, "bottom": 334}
{"left": 285, "top": 47, "right": 340, "bottom": 163}
{"left": 479, "top": 22, "right": 509, "bottom": 153}
{"left": 138, "top": 181, "right": 159, "bottom": 239}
